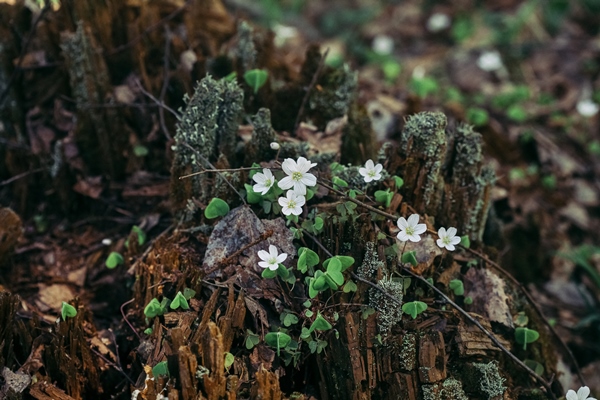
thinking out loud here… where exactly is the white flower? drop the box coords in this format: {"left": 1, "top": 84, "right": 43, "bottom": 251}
{"left": 566, "top": 386, "right": 597, "bottom": 400}
{"left": 577, "top": 99, "right": 599, "bottom": 117}
{"left": 477, "top": 51, "right": 504, "bottom": 72}
{"left": 358, "top": 159, "right": 383, "bottom": 183}
{"left": 278, "top": 190, "right": 306, "bottom": 216}
{"left": 436, "top": 227, "right": 461, "bottom": 251}
{"left": 426, "top": 13, "right": 450, "bottom": 32}
{"left": 270, "top": 142, "right": 280, "bottom": 150}
{"left": 252, "top": 168, "right": 275, "bottom": 195}
{"left": 278, "top": 157, "right": 317, "bottom": 196}
{"left": 258, "top": 245, "right": 288, "bottom": 271}
{"left": 397, "top": 214, "right": 427, "bottom": 242}
{"left": 372, "top": 35, "right": 394, "bottom": 56}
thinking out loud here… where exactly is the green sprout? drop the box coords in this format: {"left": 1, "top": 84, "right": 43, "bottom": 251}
{"left": 61, "top": 302, "right": 77, "bottom": 321}
{"left": 204, "top": 197, "right": 230, "bottom": 219}
{"left": 243, "top": 69, "right": 268, "bottom": 94}
{"left": 105, "top": 251, "right": 124, "bottom": 269}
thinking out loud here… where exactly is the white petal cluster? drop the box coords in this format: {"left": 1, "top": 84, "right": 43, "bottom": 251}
{"left": 436, "top": 227, "right": 461, "bottom": 251}
{"left": 252, "top": 168, "right": 275, "bottom": 195}
{"left": 358, "top": 159, "right": 383, "bottom": 183}
{"left": 257, "top": 245, "right": 288, "bottom": 271}
{"left": 278, "top": 157, "right": 317, "bottom": 196}
{"left": 278, "top": 190, "right": 305, "bottom": 216}
{"left": 397, "top": 214, "right": 427, "bottom": 242}
{"left": 566, "top": 387, "right": 597, "bottom": 400}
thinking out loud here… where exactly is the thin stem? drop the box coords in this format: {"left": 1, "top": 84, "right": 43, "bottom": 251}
{"left": 179, "top": 142, "right": 246, "bottom": 205}
{"left": 401, "top": 267, "right": 557, "bottom": 400}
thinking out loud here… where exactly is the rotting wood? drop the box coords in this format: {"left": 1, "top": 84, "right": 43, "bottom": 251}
{"left": 251, "top": 366, "right": 282, "bottom": 400}
{"left": 29, "top": 381, "right": 78, "bottom": 400}
{"left": 417, "top": 331, "right": 446, "bottom": 383}
{"left": 178, "top": 345, "right": 198, "bottom": 400}
{"left": 201, "top": 322, "right": 227, "bottom": 400}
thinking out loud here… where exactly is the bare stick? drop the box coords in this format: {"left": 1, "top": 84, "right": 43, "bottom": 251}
{"left": 401, "top": 267, "right": 557, "bottom": 400}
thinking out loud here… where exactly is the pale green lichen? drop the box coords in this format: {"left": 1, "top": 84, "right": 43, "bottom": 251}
{"left": 308, "top": 63, "right": 357, "bottom": 121}
{"left": 171, "top": 75, "right": 244, "bottom": 209}
{"left": 398, "top": 333, "right": 416, "bottom": 371}
{"left": 441, "top": 378, "right": 468, "bottom": 400}
{"left": 369, "top": 274, "right": 403, "bottom": 337}
{"left": 235, "top": 21, "right": 256, "bottom": 71}
{"left": 357, "top": 242, "right": 384, "bottom": 278}
{"left": 399, "top": 112, "right": 447, "bottom": 214}
{"left": 244, "top": 108, "right": 275, "bottom": 165}
{"left": 465, "top": 361, "right": 506, "bottom": 400}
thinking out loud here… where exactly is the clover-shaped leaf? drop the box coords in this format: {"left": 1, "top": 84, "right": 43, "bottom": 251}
{"left": 205, "top": 198, "right": 230, "bottom": 219}
{"left": 402, "top": 301, "right": 428, "bottom": 319}
{"left": 61, "top": 302, "right": 77, "bottom": 321}
{"left": 105, "top": 251, "right": 124, "bottom": 269}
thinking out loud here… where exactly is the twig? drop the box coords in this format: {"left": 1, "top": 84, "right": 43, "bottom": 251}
{"left": 120, "top": 298, "right": 141, "bottom": 341}
{"left": 179, "top": 166, "right": 265, "bottom": 180}
{"left": 464, "top": 246, "right": 586, "bottom": 386}
{"left": 110, "top": 0, "right": 190, "bottom": 55}
{"left": 0, "top": 168, "right": 46, "bottom": 186}
{"left": 318, "top": 181, "right": 397, "bottom": 220}
{"left": 0, "top": 3, "right": 51, "bottom": 108}
{"left": 136, "top": 79, "right": 179, "bottom": 118}
{"left": 293, "top": 48, "right": 329, "bottom": 133}
{"left": 158, "top": 25, "right": 173, "bottom": 140}
{"left": 401, "top": 267, "right": 557, "bottom": 400}
{"left": 180, "top": 142, "right": 246, "bottom": 205}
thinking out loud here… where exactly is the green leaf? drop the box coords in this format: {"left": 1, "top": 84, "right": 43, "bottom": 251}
{"left": 244, "top": 69, "right": 268, "bottom": 94}
{"left": 464, "top": 296, "right": 473, "bottom": 305}
{"left": 392, "top": 175, "right": 404, "bottom": 189}
{"left": 313, "top": 216, "right": 324, "bottom": 231}
{"left": 61, "top": 302, "right": 77, "bottom": 321}
{"left": 460, "top": 235, "right": 471, "bottom": 248}
{"left": 223, "top": 71, "right": 237, "bottom": 82}
{"left": 362, "top": 307, "right": 376, "bottom": 319}
{"left": 309, "top": 313, "right": 332, "bottom": 332}
{"left": 132, "top": 225, "right": 146, "bottom": 246}
{"left": 332, "top": 176, "right": 348, "bottom": 189}
{"left": 245, "top": 184, "right": 263, "bottom": 204}
{"left": 105, "top": 251, "right": 124, "bottom": 269}
{"left": 170, "top": 291, "right": 190, "bottom": 310}
{"left": 303, "top": 300, "right": 311, "bottom": 308}
{"left": 337, "top": 256, "right": 355, "bottom": 271}
{"left": 224, "top": 352, "right": 235, "bottom": 370}
{"left": 261, "top": 268, "right": 277, "bottom": 279}
{"left": 524, "top": 359, "right": 544, "bottom": 375}
{"left": 513, "top": 312, "right": 529, "bottom": 327}
{"left": 152, "top": 361, "right": 169, "bottom": 377}
{"left": 401, "top": 251, "right": 418, "bottom": 267}
{"left": 144, "top": 298, "right": 161, "bottom": 318}
{"left": 262, "top": 200, "right": 272, "bottom": 214}
{"left": 515, "top": 327, "right": 539, "bottom": 350}
{"left": 298, "top": 248, "right": 320, "bottom": 273}
{"left": 245, "top": 330, "right": 260, "bottom": 349}
{"left": 305, "top": 310, "right": 313, "bottom": 318}
{"left": 283, "top": 313, "right": 299, "bottom": 327}
{"left": 343, "top": 280, "right": 358, "bottom": 293}
{"left": 308, "top": 339, "right": 318, "bottom": 354}
{"left": 308, "top": 278, "right": 319, "bottom": 299}
{"left": 159, "top": 298, "right": 170, "bottom": 314}
{"left": 248, "top": 163, "right": 261, "bottom": 179}
{"left": 306, "top": 188, "right": 315, "bottom": 201}
{"left": 327, "top": 270, "right": 344, "bottom": 286}
{"left": 349, "top": 189, "right": 357, "bottom": 199}
{"left": 265, "top": 332, "right": 291, "bottom": 356}
{"left": 144, "top": 328, "right": 153, "bottom": 335}
{"left": 300, "top": 327, "right": 311, "bottom": 340}
{"left": 374, "top": 189, "right": 393, "bottom": 208}
{"left": 466, "top": 107, "right": 489, "bottom": 127}
{"left": 402, "top": 301, "right": 428, "bottom": 319}
{"left": 313, "top": 275, "right": 328, "bottom": 291}
{"left": 205, "top": 198, "right": 230, "bottom": 219}
{"left": 449, "top": 279, "right": 465, "bottom": 296}
{"left": 276, "top": 264, "right": 290, "bottom": 280}
{"left": 133, "top": 144, "right": 149, "bottom": 157}
{"left": 183, "top": 288, "right": 196, "bottom": 300}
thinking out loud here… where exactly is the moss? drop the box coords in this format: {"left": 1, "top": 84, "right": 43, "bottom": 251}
{"left": 308, "top": 63, "right": 357, "bottom": 124}
{"left": 357, "top": 242, "right": 384, "bottom": 278}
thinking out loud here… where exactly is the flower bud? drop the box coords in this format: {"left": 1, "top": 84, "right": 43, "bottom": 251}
{"left": 270, "top": 142, "right": 280, "bottom": 150}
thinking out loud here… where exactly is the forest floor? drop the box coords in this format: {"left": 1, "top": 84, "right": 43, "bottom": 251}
{"left": 0, "top": 0, "right": 599, "bottom": 399}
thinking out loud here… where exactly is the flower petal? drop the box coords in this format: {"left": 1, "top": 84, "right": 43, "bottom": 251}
{"left": 293, "top": 182, "right": 307, "bottom": 195}
{"left": 281, "top": 158, "right": 296, "bottom": 175}
{"left": 365, "top": 159, "right": 374, "bottom": 169}
{"left": 374, "top": 164, "right": 383, "bottom": 173}
{"left": 277, "top": 253, "right": 288, "bottom": 263}
{"left": 258, "top": 261, "right": 270, "bottom": 269}
{"left": 278, "top": 176, "right": 294, "bottom": 190}
{"left": 446, "top": 227, "right": 458, "bottom": 237}
{"left": 295, "top": 195, "right": 306, "bottom": 207}
{"left": 397, "top": 231, "right": 409, "bottom": 241}
{"left": 268, "top": 245, "right": 278, "bottom": 257}
{"left": 408, "top": 234, "right": 421, "bottom": 242}
{"left": 451, "top": 236, "right": 461, "bottom": 245}
{"left": 358, "top": 167, "right": 368, "bottom": 176}
{"left": 446, "top": 244, "right": 456, "bottom": 251}
{"left": 566, "top": 390, "right": 578, "bottom": 400}
{"left": 436, "top": 238, "right": 445, "bottom": 248}
{"left": 397, "top": 217, "right": 408, "bottom": 229}
{"left": 414, "top": 223, "right": 427, "bottom": 235}
{"left": 301, "top": 173, "right": 317, "bottom": 187}
{"left": 407, "top": 213, "right": 420, "bottom": 227}
{"left": 257, "top": 250, "right": 270, "bottom": 261}
{"left": 437, "top": 227, "right": 447, "bottom": 237}
{"left": 296, "top": 157, "right": 315, "bottom": 173}
{"left": 578, "top": 387, "right": 591, "bottom": 400}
